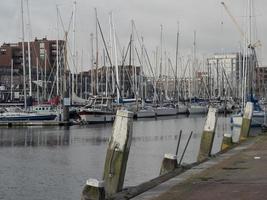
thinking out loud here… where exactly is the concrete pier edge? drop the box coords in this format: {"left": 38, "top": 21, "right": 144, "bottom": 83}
{"left": 128, "top": 137, "right": 259, "bottom": 200}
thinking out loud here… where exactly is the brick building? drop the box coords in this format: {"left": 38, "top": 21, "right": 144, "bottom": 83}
{"left": 0, "top": 37, "right": 65, "bottom": 101}
{"left": 76, "top": 65, "right": 141, "bottom": 99}
{"left": 255, "top": 66, "right": 267, "bottom": 98}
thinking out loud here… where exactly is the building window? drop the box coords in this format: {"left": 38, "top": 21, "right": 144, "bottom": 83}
{"left": 40, "top": 42, "right": 45, "bottom": 60}
{"left": 40, "top": 42, "right": 45, "bottom": 48}
{"left": 0, "top": 48, "right": 6, "bottom": 55}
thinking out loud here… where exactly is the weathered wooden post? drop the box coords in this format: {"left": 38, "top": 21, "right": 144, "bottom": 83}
{"left": 81, "top": 179, "right": 105, "bottom": 200}
{"left": 197, "top": 107, "right": 218, "bottom": 162}
{"left": 240, "top": 102, "right": 254, "bottom": 140}
{"left": 159, "top": 154, "right": 178, "bottom": 175}
{"left": 103, "top": 110, "right": 134, "bottom": 198}
{"left": 80, "top": 110, "right": 133, "bottom": 200}
{"left": 221, "top": 133, "right": 232, "bottom": 151}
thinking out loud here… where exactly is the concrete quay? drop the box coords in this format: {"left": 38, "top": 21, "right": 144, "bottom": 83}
{"left": 132, "top": 135, "right": 267, "bottom": 200}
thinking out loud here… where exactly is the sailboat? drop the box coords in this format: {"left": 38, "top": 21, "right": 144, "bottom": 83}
{"left": 231, "top": 96, "right": 264, "bottom": 127}
{"left": 176, "top": 103, "right": 188, "bottom": 114}
{"left": 0, "top": 107, "right": 57, "bottom": 121}
{"left": 229, "top": 0, "right": 264, "bottom": 127}
{"left": 78, "top": 96, "right": 115, "bottom": 124}
{"left": 154, "top": 105, "right": 177, "bottom": 117}
{"left": 135, "top": 105, "right": 156, "bottom": 118}
{"left": 79, "top": 12, "right": 118, "bottom": 124}
{"left": 188, "top": 104, "right": 208, "bottom": 114}
{"left": 0, "top": 1, "right": 55, "bottom": 122}
{"left": 187, "top": 31, "right": 208, "bottom": 115}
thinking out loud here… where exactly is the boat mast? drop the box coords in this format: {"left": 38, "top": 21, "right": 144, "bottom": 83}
{"left": 72, "top": 0, "right": 77, "bottom": 103}
{"left": 131, "top": 20, "right": 137, "bottom": 100}
{"left": 44, "top": 50, "right": 47, "bottom": 101}
{"left": 63, "top": 31, "right": 70, "bottom": 121}
{"left": 26, "top": 0, "right": 32, "bottom": 97}
{"left": 248, "top": 0, "right": 253, "bottom": 96}
{"left": 159, "top": 24, "right": 163, "bottom": 104}
{"left": 56, "top": 6, "right": 59, "bottom": 96}
{"left": 95, "top": 8, "right": 99, "bottom": 95}
{"left": 175, "top": 22, "right": 180, "bottom": 103}
{"left": 140, "top": 36, "right": 144, "bottom": 103}
{"left": 109, "top": 14, "right": 115, "bottom": 95}
{"left": 80, "top": 50, "right": 83, "bottom": 98}
{"left": 164, "top": 51, "right": 168, "bottom": 100}
{"left": 11, "top": 59, "right": 13, "bottom": 101}
{"left": 90, "top": 33, "right": 94, "bottom": 95}
{"left": 105, "top": 49, "right": 108, "bottom": 97}
{"left": 36, "top": 57, "right": 39, "bottom": 104}
{"left": 193, "top": 30, "right": 196, "bottom": 99}
{"left": 21, "top": 0, "right": 27, "bottom": 109}
{"left": 153, "top": 47, "right": 158, "bottom": 104}
{"left": 129, "top": 32, "right": 132, "bottom": 96}
{"left": 111, "top": 13, "right": 120, "bottom": 103}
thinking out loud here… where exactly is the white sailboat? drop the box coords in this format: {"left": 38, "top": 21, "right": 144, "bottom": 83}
{"left": 154, "top": 104, "right": 177, "bottom": 117}
{"left": 0, "top": 107, "right": 57, "bottom": 121}
{"left": 176, "top": 103, "right": 188, "bottom": 114}
{"left": 229, "top": 0, "right": 264, "bottom": 127}
{"left": 188, "top": 104, "right": 208, "bottom": 114}
{"left": 231, "top": 110, "right": 264, "bottom": 127}
{"left": 135, "top": 106, "right": 156, "bottom": 118}
{"left": 78, "top": 96, "right": 115, "bottom": 123}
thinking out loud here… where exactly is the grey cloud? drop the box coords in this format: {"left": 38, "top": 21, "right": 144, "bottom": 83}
{"left": 0, "top": 0, "right": 266, "bottom": 70}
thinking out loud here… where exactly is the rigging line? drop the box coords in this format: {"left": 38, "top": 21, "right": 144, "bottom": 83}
{"left": 144, "top": 46, "right": 155, "bottom": 78}
{"left": 97, "top": 17, "right": 122, "bottom": 97}
{"left": 122, "top": 39, "right": 135, "bottom": 89}
{"left": 143, "top": 47, "right": 159, "bottom": 102}
{"left": 58, "top": 7, "right": 73, "bottom": 37}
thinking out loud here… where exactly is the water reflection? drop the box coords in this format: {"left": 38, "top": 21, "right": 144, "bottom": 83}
{"left": 0, "top": 115, "right": 259, "bottom": 200}
{"left": 0, "top": 128, "right": 198, "bottom": 148}
{"left": 0, "top": 129, "right": 70, "bottom": 147}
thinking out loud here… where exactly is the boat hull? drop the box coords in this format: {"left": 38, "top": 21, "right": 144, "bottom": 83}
{"left": 155, "top": 107, "right": 177, "bottom": 116}
{"left": 231, "top": 111, "right": 264, "bottom": 127}
{"left": 189, "top": 105, "right": 208, "bottom": 114}
{"left": 79, "top": 111, "right": 115, "bottom": 124}
{"left": 0, "top": 114, "right": 57, "bottom": 121}
{"left": 136, "top": 109, "right": 156, "bottom": 118}
{"left": 177, "top": 105, "right": 188, "bottom": 114}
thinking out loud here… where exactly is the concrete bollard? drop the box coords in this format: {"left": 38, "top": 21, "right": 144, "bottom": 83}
{"left": 240, "top": 102, "right": 254, "bottom": 140}
{"left": 159, "top": 154, "right": 178, "bottom": 175}
{"left": 81, "top": 179, "right": 105, "bottom": 200}
{"left": 103, "top": 110, "right": 134, "bottom": 198}
{"left": 221, "top": 133, "right": 232, "bottom": 151}
{"left": 197, "top": 107, "right": 218, "bottom": 162}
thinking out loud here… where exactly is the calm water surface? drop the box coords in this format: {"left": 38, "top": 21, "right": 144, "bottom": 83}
{"left": 0, "top": 115, "right": 241, "bottom": 200}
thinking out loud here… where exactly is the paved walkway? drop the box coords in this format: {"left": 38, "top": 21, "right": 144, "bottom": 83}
{"left": 132, "top": 135, "right": 267, "bottom": 200}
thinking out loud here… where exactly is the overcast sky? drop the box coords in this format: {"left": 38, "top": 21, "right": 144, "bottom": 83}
{"left": 0, "top": 0, "right": 266, "bottom": 73}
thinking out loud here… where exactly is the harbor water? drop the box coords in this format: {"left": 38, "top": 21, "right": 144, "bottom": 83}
{"left": 0, "top": 115, "right": 240, "bottom": 200}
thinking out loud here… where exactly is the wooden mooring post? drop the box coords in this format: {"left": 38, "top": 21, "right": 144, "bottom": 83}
{"left": 81, "top": 179, "right": 105, "bottom": 200}
{"left": 240, "top": 102, "right": 254, "bottom": 141}
{"left": 221, "top": 133, "right": 232, "bottom": 151}
{"left": 159, "top": 154, "right": 178, "bottom": 175}
{"left": 103, "top": 110, "right": 133, "bottom": 198}
{"left": 81, "top": 110, "right": 134, "bottom": 200}
{"left": 197, "top": 107, "right": 218, "bottom": 162}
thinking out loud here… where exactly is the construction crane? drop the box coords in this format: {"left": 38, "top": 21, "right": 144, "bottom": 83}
{"left": 221, "top": 1, "right": 261, "bottom": 96}
{"left": 221, "top": 1, "right": 261, "bottom": 49}
{"left": 221, "top": 2, "right": 245, "bottom": 40}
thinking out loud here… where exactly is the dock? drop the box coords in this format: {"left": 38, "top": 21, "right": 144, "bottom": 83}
{"left": 0, "top": 121, "right": 73, "bottom": 127}
{"left": 132, "top": 135, "right": 267, "bottom": 200}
